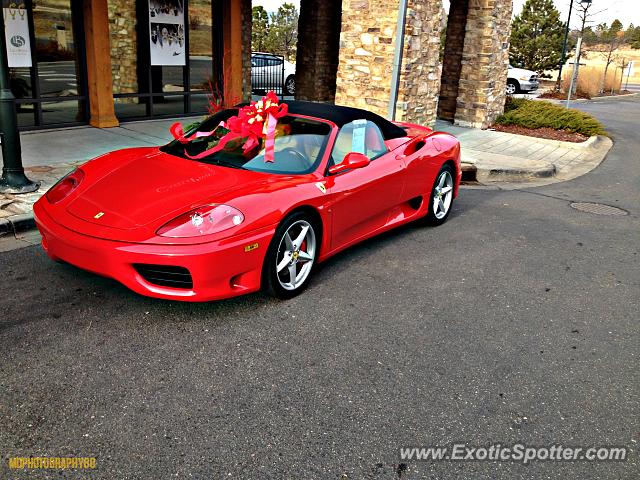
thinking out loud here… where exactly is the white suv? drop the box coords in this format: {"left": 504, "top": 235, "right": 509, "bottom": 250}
{"left": 507, "top": 65, "right": 539, "bottom": 95}
{"left": 251, "top": 53, "right": 296, "bottom": 96}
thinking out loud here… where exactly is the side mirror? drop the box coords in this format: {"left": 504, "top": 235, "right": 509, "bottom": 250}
{"left": 328, "top": 152, "right": 370, "bottom": 175}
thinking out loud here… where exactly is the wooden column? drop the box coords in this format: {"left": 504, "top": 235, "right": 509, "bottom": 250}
{"left": 221, "top": 0, "right": 244, "bottom": 105}
{"left": 83, "top": 0, "right": 118, "bottom": 127}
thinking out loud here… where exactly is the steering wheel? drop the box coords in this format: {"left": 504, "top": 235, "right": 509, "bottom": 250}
{"left": 281, "top": 147, "right": 310, "bottom": 167}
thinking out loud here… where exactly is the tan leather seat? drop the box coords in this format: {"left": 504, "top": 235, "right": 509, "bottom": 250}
{"left": 331, "top": 129, "right": 354, "bottom": 166}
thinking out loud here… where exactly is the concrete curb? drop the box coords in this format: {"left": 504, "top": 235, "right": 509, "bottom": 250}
{"left": 544, "top": 92, "right": 639, "bottom": 105}
{"left": 0, "top": 213, "right": 36, "bottom": 238}
{"left": 473, "top": 159, "right": 556, "bottom": 183}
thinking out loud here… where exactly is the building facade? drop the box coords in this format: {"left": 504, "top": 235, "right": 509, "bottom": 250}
{"left": 3, "top": 0, "right": 512, "bottom": 131}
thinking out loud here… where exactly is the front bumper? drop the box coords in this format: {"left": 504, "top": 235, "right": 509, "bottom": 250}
{"left": 34, "top": 201, "right": 276, "bottom": 302}
{"left": 519, "top": 80, "right": 539, "bottom": 92}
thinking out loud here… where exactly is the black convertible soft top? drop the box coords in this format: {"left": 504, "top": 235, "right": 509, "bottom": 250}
{"left": 237, "top": 100, "right": 408, "bottom": 140}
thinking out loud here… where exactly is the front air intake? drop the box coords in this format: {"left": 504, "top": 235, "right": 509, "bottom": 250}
{"left": 133, "top": 264, "right": 193, "bottom": 289}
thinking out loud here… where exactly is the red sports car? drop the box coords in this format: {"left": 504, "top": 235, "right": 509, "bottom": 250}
{"left": 34, "top": 101, "right": 461, "bottom": 302}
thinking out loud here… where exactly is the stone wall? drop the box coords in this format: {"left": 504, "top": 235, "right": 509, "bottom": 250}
{"left": 335, "top": 0, "right": 442, "bottom": 126}
{"left": 394, "top": 0, "right": 443, "bottom": 125}
{"left": 295, "top": 0, "right": 342, "bottom": 102}
{"left": 335, "top": 0, "right": 397, "bottom": 114}
{"left": 107, "top": 0, "right": 138, "bottom": 95}
{"left": 240, "top": 0, "right": 252, "bottom": 101}
{"left": 334, "top": 0, "right": 511, "bottom": 127}
{"left": 454, "top": 0, "right": 512, "bottom": 128}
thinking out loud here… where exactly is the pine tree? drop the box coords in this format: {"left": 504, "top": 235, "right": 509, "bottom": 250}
{"left": 265, "top": 3, "right": 299, "bottom": 61}
{"left": 632, "top": 26, "right": 640, "bottom": 49}
{"left": 251, "top": 6, "right": 269, "bottom": 52}
{"left": 509, "top": 0, "right": 567, "bottom": 74}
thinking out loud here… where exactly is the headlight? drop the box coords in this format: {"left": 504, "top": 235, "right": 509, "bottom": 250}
{"left": 45, "top": 168, "right": 84, "bottom": 204}
{"left": 156, "top": 204, "right": 244, "bottom": 238}
{"left": 519, "top": 75, "right": 531, "bottom": 81}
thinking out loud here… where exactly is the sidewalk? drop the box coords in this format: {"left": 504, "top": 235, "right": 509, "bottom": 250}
{"left": 0, "top": 118, "right": 178, "bottom": 232}
{"left": 435, "top": 120, "right": 613, "bottom": 183}
{"left": 0, "top": 116, "right": 612, "bottom": 234}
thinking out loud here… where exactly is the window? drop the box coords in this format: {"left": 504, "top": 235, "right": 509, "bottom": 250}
{"left": 252, "top": 56, "right": 266, "bottom": 67}
{"left": 109, "top": 0, "right": 218, "bottom": 121}
{"left": 7, "top": 0, "right": 88, "bottom": 129}
{"left": 330, "top": 120, "right": 388, "bottom": 165}
{"left": 265, "top": 57, "right": 283, "bottom": 67}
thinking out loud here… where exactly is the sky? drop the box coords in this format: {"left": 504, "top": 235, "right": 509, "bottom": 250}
{"left": 254, "top": 0, "right": 639, "bottom": 28}
{"left": 252, "top": 0, "right": 300, "bottom": 13}
{"left": 445, "top": 0, "right": 640, "bottom": 28}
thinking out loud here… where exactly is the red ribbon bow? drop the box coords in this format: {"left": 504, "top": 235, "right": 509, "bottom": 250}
{"left": 169, "top": 91, "right": 288, "bottom": 163}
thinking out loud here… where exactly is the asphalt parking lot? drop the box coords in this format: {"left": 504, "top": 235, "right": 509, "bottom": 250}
{"left": 0, "top": 97, "right": 638, "bottom": 479}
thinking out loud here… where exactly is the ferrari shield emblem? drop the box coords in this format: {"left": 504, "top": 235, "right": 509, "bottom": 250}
{"left": 94, "top": 212, "right": 105, "bottom": 219}
{"left": 315, "top": 182, "right": 327, "bottom": 194}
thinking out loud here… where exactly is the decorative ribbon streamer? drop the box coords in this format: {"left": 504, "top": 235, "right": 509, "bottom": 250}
{"left": 263, "top": 112, "right": 279, "bottom": 163}
{"left": 169, "top": 122, "right": 222, "bottom": 144}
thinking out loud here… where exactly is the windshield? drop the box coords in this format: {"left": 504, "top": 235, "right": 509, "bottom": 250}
{"left": 161, "top": 110, "right": 332, "bottom": 175}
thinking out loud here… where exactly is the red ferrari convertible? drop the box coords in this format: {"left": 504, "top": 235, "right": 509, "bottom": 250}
{"left": 34, "top": 100, "right": 461, "bottom": 301}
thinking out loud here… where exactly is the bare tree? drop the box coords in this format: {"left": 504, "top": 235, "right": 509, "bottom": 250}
{"left": 569, "top": 1, "right": 606, "bottom": 95}
{"left": 574, "top": 1, "right": 605, "bottom": 34}
{"left": 597, "top": 20, "right": 625, "bottom": 93}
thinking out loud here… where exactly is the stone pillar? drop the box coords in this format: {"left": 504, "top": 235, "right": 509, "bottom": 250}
{"left": 394, "top": 0, "right": 443, "bottom": 125}
{"left": 240, "top": 0, "right": 252, "bottom": 102}
{"left": 437, "top": 0, "right": 469, "bottom": 121}
{"left": 295, "top": 0, "right": 342, "bottom": 102}
{"left": 335, "top": 0, "right": 442, "bottom": 126}
{"left": 454, "top": 0, "right": 512, "bottom": 128}
{"left": 83, "top": 0, "right": 118, "bottom": 127}
{"left": 335, "top": 0, "right": 398, "bottom": 115}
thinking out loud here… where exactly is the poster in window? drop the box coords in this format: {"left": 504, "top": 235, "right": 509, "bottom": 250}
{"left": 2, "top": 1, "right": 32, "bottom": 68}
{"left": 148, "top": 0, "right": 185, "bottom": 66}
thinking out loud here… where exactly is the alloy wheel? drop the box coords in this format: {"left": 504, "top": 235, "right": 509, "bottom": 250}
{"left": 285, "top": 77, "right": 295, "bottom": 95}
{"left": 433, "top": 170, "right": 453, "bottom": 220}
{"left": 276, "top": 220, "right": 316, "bottom": 290}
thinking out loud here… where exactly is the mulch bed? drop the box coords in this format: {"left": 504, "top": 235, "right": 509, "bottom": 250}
{"left": 538, "top": 91, "right": 591, "bottom": 100}
{"left": 490, "top": 124, "right": 589, "bottom": 143}
{"left": 538, "top": 90, "right": 633, "bottom": 101}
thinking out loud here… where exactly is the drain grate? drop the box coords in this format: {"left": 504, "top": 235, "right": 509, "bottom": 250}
{"left": 570, "top": 202, "right": 629, "bottom": 216}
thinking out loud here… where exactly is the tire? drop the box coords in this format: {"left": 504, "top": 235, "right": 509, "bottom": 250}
{"left": 506, "top": 80, "right": 519, "bottom": 95}
{"left": 421, "top": 163, "right": 455, "bottom": 227}
{"left": 284, "top": 75, "right": 295, "bottom": 96}
{"left": 263, "top": 212, "right": 318, "bottom": 299}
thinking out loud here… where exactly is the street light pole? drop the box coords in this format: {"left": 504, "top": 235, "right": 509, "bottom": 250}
{"left": 0, "top": 10, "right": 38, "bottom": 194}
{"left": 555, "top": 0, "right": 575, "bottom": 91}
{"left": 566, "top": 36, "right": 583, "bottom": 108}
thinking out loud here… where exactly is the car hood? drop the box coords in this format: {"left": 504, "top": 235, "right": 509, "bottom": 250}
{"left": 66, "top": 150, "right": 270, "bottom": 230}
{"left": 509, "top": 67, "right": 537, "bottom": 78}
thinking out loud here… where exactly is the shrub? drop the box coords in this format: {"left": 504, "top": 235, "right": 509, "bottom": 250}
{"left": 503, "top": 96, "right": 529, "bottom": 113}
{"left": 495, "top": 99, "right": 607, "bottom": 137}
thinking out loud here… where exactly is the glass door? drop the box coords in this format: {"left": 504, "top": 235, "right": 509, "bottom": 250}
{"left": 5, "top": 0, "right": 88, "bottom": 129}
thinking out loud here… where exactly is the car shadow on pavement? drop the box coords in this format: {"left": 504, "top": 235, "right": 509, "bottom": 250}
{"left": 0, "top": 188, "right": 499, "bottom": 334}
